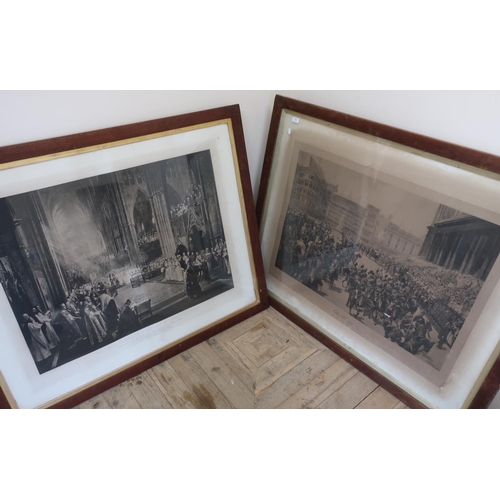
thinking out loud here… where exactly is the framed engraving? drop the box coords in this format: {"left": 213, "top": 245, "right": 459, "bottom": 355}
{"left": 257, "top": 95, "right": 500, "bottom": 409}
{"left": 0, "top": 105, "right": 268, "bottom": 408}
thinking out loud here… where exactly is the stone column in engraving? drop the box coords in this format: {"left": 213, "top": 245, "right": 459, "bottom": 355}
{"left": 143, "top": 165, "right": 176, "bottom": 258}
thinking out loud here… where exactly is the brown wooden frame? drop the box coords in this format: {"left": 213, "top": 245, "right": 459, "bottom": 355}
{"left": 0, "top": 104, "right": 268, "bottom": 409}
{"left": 257, "top": 94, "right": 500, "bottom": 409}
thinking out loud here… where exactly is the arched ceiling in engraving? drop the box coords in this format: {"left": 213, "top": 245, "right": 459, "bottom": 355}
{"left": 40, "top": 183, "right": 107, "bottom": 272}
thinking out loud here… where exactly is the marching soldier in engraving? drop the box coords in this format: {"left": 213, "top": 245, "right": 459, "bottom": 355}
{"left": 437, "top": 316, "right": 457, "bottom": 350}
{"left": 403, "top": 313, "right": 434, "bottom": 355}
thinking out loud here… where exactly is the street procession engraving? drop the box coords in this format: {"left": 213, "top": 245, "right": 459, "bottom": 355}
{"left": 273, "top": 151, "right": 500, "bottom": 382}
{"left": 0, "top": 150, "right": 233, "bottom": 374}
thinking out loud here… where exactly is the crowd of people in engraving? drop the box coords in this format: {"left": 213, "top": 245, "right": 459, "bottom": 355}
{"left": 2, "top": 274, "right": 130, "bottom": 371}
{"left": 169, "top": 185, "right": 204, "bottom": 219}
{"left": 276, "top": 210, "right": 476, "bottom": 359}
{"left": 170, "top": 238, "right": 231, "bottom": 299}
{"left": 138, "top": 228, "right": 159, "bottom": 249}
{"left": 0, "top": 151, "right": 235, "bottom": 373}
{"left": 0, "top": 235, "right": 232, "bottom": 372}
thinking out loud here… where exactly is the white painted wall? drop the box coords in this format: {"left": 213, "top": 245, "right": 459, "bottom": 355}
{"left": 0, "top": 90, "right": 275, "bottom": 191}
{"left": 2, "top": 90, "right": 500, "bottom": 192}
{"left": 1, "top": 90, "right": 500, "bottom": 407}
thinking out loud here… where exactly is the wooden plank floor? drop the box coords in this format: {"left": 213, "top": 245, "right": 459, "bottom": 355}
{"left": 74, "top": 308, "right": 408, "bottom": 409}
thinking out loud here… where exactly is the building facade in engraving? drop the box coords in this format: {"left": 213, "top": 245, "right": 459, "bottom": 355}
{"left": 419, "top": 204, "right": 500, "bottom": 281}
{"left": 359, "top": 205, "right": 381, "bottom": 245}
{"left": 289, "top": 156, "right": 336, "bottom": 220}
{"left": 378, "top": 218, "right": 423, "bottom": 257}
{"left": 326, "top": 194, "right": 366, "bottom": 238}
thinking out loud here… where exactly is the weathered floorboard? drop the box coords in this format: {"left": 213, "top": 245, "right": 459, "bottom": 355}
{"left": 125, "top": 373, "right": 173, "bottom": 409}
{"left": 74, "top": 308, "right": 405, "bottom": 410}
{"left": 355, "top": 386, "right": 401, "bottom": 410}
{"left": 73, "top": 393, "right": 111, "bottom": 410}
{"left": 149, "top": 360, "right": 204, "bottom": 409}
{"left": 101, "top": 381, "right": 142, "bottom": 409}
{"left": 207, "top": 336, "right": 256, "bottom": 394}
{"left": 189, "top": 341, "right": 254, "bottom": 409}
{"left": 316, "top": 372, "right": 378, "bottom": 409}
{"left": 255, "top": 344, "right": 317, "bottom": 394}
{"left": 168, "top": 350, "right": 233, "bottom": 409}
{"left": 278, "top": 358, "right": 357, "bottom": 409}
{"left": 255, "top": 349, "right": 340, "bottom": 409}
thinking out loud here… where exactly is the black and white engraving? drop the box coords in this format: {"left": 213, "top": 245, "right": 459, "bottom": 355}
{"left": 0, "top": 151, "right": 233, "bottom": 374}
{"left": 275, "top": 152, "right": 500, "bottom": 374}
